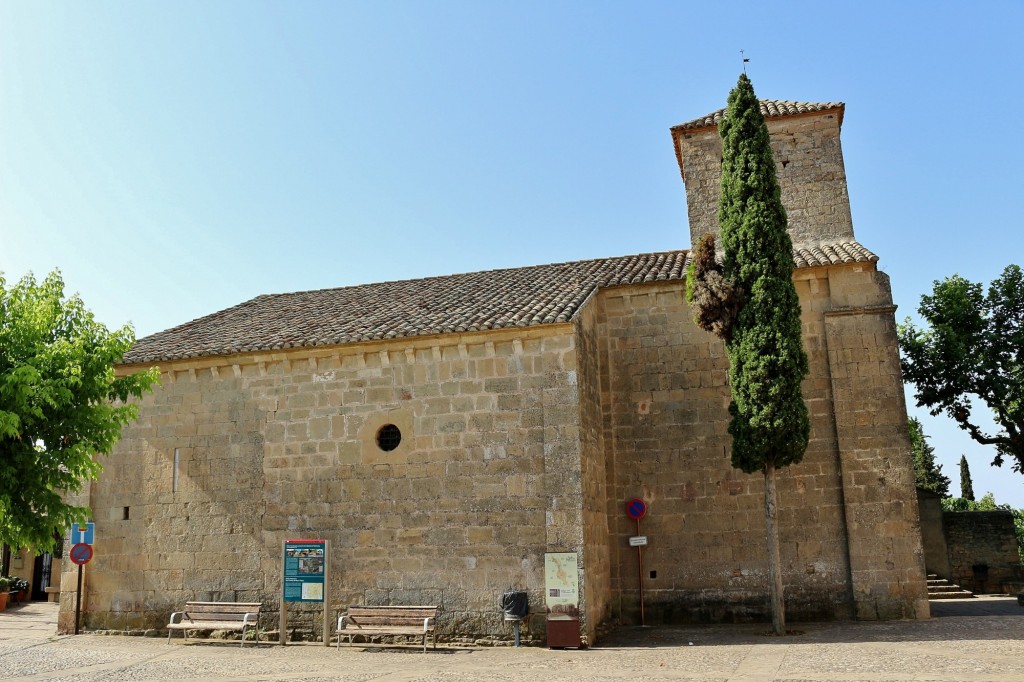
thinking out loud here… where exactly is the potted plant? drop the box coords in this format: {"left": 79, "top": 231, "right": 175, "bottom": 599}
{"left": 0, "top": 577, "right": 10, "bottom": 611}
{"left": 12, "top": 578, "right": 29, "bottom": 603}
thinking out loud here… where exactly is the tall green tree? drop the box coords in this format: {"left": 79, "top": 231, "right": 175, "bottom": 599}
{"left": 959, "top": 455, "right": 975, "bottom": 501}
{"left": 692, "top": 73, "right": 810, "bottom": 635}
{"left": 898, "top": 265, "right": 1023, "bottom": 472}
{"left": 0, "top": 271, "right": 158, "bottom": 551}
{"left": 908, "top": 417, "right": 950, "bottom": 496}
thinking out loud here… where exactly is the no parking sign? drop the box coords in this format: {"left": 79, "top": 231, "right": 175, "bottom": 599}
{"left": 626, "top": 498, "right": 647, "bottom": 520}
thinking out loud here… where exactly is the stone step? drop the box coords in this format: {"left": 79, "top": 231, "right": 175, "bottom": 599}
{"left": 929, "top": 590, "right": 976, "bottom": 599}
{"left": 926, "top": 576, "right": 974, "bottom": 599}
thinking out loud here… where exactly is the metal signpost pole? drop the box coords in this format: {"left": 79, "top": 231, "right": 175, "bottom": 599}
{"left": 323, "top": 540, "right": 330, "bottom": 647}
{"left": 625, "top": 499, "right": 648, "bottom": 628}
{"left": 279, "top": 540, "right": 287, "bottom": 646}
{"left": 75, "top": 564, "right": 82, "bottom": 635}
{"left": 637, "top": 517, "right": 644, "bottom": 627}
{"left": 68, "top": 537, "right": 94, "bottom": 635}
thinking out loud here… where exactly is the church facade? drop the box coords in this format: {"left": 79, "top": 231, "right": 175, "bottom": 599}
{"left": 58, "top": 100, "right": 929, "bottom": 642}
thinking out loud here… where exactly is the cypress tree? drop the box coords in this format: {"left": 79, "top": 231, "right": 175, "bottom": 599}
{"left": 718, "top": 73, "right": 810, "bottom": 635}
{"left": 960, "top": 455, "right": 975, "bottom": 501}
{"left": 909, "top": 417, "right": 950, "bottom": 496}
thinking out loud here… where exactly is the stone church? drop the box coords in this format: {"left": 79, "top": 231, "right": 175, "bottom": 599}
{"left": 58, "top": 99, "right": 929, "bottom": 642}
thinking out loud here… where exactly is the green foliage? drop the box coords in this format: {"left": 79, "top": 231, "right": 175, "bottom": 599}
{"left": 685, "top": 232, "right": 744, "bottom": 341}
{"left": 0, "top": 271, "right": 158, "bottom": 551}
{"left": 717, "top": 73, "right": 810, "bottom": 474}
{"left": 909, "top": 417, "right": 950, "bottom": 496}
{"left": 899, "top": 265, "right": 1024, "bottom": 472}
{"left": 959, "top": 455, "right": 975, "bottom": 501}
{"left": 942, "top": 492, "right": 1005, "bottom": 512}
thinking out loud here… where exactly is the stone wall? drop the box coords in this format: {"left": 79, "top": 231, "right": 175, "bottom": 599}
{"left": 595, "top": 263, "right": 927, "bottom": 624}
{"left": 916, "top": 488, "right": 951, "bottom": 578}
{"left": 65, "top": 327, "right": 587, "bottom": 640}
{"left": 598, "top": 277, "right": 852, "bottom": 624}
{"left": 575, "top": 295, "right": 611, "bottom": 643}
{"left": 673, "top": 110, "right": 855, "bottom": 249}
{"left": 822, "top": 267, "right": 929, "bottom": 619}
{"left": 944, "top": 511, "right": 1024, "bottom": 594}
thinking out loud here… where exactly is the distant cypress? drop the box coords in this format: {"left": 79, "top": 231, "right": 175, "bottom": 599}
{"left": 959, "top": 455, "right": 975, "bottom": 501}
{"left": 909, "top": 417, "right": 950, "bottom": 496}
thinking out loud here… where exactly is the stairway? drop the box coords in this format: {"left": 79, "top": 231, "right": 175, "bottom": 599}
{"left": 927, "top": 573, "right": 975, "bottom": 599}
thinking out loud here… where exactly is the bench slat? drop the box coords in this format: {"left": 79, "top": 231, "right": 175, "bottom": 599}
{"left": 348, "top": 614, "right": 436, "bottom": 622}
{"left": 347, "top": 607, "right": 436, "bottom": 618}
{"left": 169, "top": 620, "right": 250, "bottom": 630}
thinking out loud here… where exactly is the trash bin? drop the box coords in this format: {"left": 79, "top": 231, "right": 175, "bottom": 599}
{"left": 500, "top": 590, "right": 529, "bottom": 646}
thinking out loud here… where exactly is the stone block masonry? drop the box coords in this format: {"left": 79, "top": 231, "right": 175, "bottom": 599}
{"left": 674, "top": 110, "right": 855, "bottom": 250}
{"left": 66, "top": 327, "right": 590, "bottom": 641}
{"left": 943, "top": 511, "right": 1024, "bottom": 595}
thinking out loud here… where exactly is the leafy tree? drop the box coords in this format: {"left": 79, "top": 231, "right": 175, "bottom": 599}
{"left": 695, "top": 73, "right": 810, "bottom": 635}
{"left": 908, "top": 417, "right": 950, "bottom": 496}
{"left": 0, "top": 271, "right": 158, "bottom": 551}
{"left": 959, "top": 455, "right": 975, "bottom": 501}
{"left": 898, "top": 265, "right": 1024, "bottom": 472}
{"left": 942, "top": 492, "right": 1003, "bottom": 512}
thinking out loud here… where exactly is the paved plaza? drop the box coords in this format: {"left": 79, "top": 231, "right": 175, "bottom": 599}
{"left": 2, "top": 599, "right": 1023, "bottom": 681}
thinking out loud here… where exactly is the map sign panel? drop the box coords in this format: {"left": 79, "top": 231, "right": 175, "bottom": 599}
{"left": 283, "top": 540, "right": 326, "bottom": 602}
{"left": 544, "top": 552, "right": 579, "bottom": 609}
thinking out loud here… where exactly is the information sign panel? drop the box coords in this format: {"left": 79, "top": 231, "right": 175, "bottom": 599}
{"left": 283, "top": 539, "right": 326, "bottom": 602}
{"left": 70, "top": 522, "right": 95, "bottom": 546}
{"left": 628, "top": 535, "right": 648, "bottom": 547}
{"left": 544, "top": 552, "right": 579, "bottom": 609}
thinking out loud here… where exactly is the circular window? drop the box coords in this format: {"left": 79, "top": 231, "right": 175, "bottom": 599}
{"left": 376, "top": 424, "right": 402, "bottom": 452}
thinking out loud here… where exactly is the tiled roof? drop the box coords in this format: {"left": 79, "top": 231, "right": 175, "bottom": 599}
{"left": 124, "top": 252, "right": 689, "bottom": 364}
{"left": 672, "top": 100, "right": 844, "bottom": 132}
{"left": 793, "top": 241, "right": 877, "bottom": 268}
{"left": 124, "top": 244, "right": 878, "bottom": 365}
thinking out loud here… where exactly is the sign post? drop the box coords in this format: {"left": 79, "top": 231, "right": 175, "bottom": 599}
{"left": 625, "top": 498, "right": 648, "bottom": 626}
{"left": 280, "top": 539, "right": 330, "bottom": 646}
{"left": 68, "top": 523, "right": 96, "bottom": 635}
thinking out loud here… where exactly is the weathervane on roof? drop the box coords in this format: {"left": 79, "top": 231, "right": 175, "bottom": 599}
{"left": 740, "top": 50, "right": 750, "bottom": 73}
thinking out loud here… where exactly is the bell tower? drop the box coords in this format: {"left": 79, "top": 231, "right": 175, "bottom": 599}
{"left": 670, "top": 100, "right": 855, "bottom": 250}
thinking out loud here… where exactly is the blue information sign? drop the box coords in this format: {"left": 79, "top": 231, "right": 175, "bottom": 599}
{"left": 283, "top": 540, "right": 326, "bottom": 603}
{"left": 70, "top": 522, "right": 95, "bottom": 546}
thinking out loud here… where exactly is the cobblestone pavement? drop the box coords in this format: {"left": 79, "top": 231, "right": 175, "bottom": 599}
{"left": 2, "top": 599, "right": 1023, "bottom": 681}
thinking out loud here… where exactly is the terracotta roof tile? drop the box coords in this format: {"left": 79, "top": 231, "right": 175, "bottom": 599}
{"left": 793, "top": 241, "right": 878, "bottom": 268}
{"left": 124, "top": 244, "right": 877, "bottom": 365}
{"left": 672, "top": 100, "right": 844, "bottom": 132}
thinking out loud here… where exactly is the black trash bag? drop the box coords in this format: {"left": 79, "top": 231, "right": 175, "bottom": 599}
{"left": 500, "top": 590, "right": 529, "bottom": 618}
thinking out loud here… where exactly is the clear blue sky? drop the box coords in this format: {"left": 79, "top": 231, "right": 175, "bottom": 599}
{"left": 2, "top": 2, "right": 1022, "bottom": 506}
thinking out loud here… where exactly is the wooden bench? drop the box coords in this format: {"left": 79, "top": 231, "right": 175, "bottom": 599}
{"left": 167, "top": 601, "right": 262, "bottom": 647}
{"left": 336, "top": 605, "right": 439, "bottom": 652}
